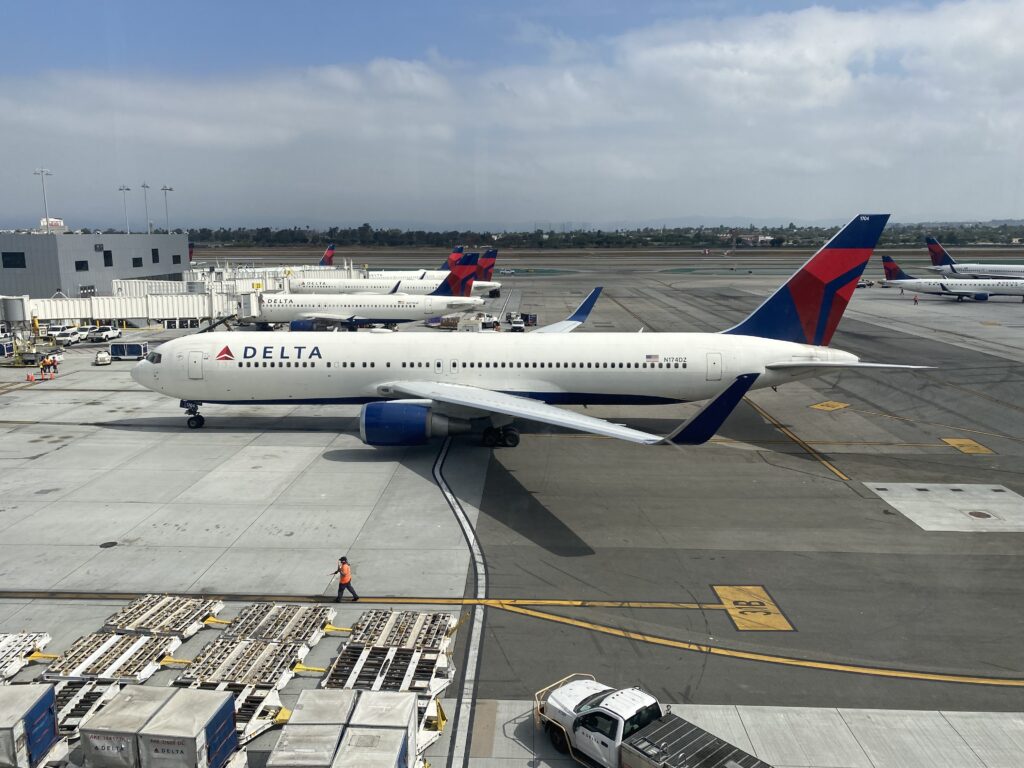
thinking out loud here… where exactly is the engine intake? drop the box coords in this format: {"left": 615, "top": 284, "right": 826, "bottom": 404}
{"left": 359, "top": 402, "right": 470, "bottom": 446}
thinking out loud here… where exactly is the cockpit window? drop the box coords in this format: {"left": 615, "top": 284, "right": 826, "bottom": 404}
{"left": 146, "top": 352, "right": 162, "bottom": 364}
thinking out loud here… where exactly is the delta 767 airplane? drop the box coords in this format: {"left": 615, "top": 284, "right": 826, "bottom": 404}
{"left": 366, "top": 247, "right": 502, "bottom": 297}
{"left": 288, "top": 251, "right": 492, "bottom": 297}
{"left": 883, "top": 255, "right": 1024, "bottom": 302}
{"left": 132, "top": 214, "right": 924, "bottom": 447}
{"left": 924, "top": 236, "right": 1024, "bottom": 279}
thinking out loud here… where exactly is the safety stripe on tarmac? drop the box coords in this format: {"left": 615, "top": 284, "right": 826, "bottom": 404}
{"left": 744, "top": 398, "right": 851, "bottom": 480}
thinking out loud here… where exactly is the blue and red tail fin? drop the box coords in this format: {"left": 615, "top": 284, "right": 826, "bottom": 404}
{"left": 431, "top": 253, "right": 479, "bottom": 296}
{"left": 478, "top": 248, "right": 497, "bottom": 281}
{"left": 882, "top": 255, "right": 915, "bottom": 281}
{"left": 925, "top": 237, "right": 957, "bottom": 268}
{"left": 724, "top": 213, "right": 889, "bottom": 346}
{"left": 319, "top": 243, "right": 336, "bottom": 266}
{"left": 441, "top": 245, "right": 465, "bottom": 270}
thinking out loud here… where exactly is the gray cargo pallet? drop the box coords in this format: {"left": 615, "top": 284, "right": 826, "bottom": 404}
{"left": 103, "top": 595, "right": 224, "bottom": 639}
{"left": 222, "top": 603, "right": 335, "bottom": 646}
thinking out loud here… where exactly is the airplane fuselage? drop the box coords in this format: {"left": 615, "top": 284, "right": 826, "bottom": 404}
{"left": 930, "top": 264, "right": 1024, "bottom": 279}
{"left": 287, "top": 276, "right": 499, "bottom": 296}
{"left": 132, "top": 331, "right": 859, "bottom": 406}
{"left": 884, "top": 277, "right": 1024, "bottom": 299}
{"left": 253, "top": 293, "right": 483, "bottom": 324}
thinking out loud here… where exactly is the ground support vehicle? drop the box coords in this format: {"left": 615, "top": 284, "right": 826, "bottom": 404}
{"left": 109, "top": 342, "right": 149, "bottom": 361}
{"left": 94, "top": 350, "right": 112, "bottom": 366}
{"left": 535, "top": 674, "right": 771, "bottom": 768}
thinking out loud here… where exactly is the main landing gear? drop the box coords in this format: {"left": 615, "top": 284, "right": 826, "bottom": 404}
{"left": 482, "top": 426, "right": 519, "bottom": 448}
{"left": 180, "top": 400, "right": 206, "bottom": 429}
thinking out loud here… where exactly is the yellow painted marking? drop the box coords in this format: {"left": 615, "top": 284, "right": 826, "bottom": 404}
{"left": 363, "top": 597, "right": 725, "bottom": 609}
{"left": 203, "top": 616, "right": 232, "bottom": 625}
{"left": 745, "top": 399, "right": 851, "bottom": 481}
{"left": 26, "top": 651, "right": 59, "bottom": 661}
{"left": 324, "top": 624, "right": 351, "bottom": 633}
{"left": 942, "top": 438, "right": 994, "bottom": 455}
{"left": 159, "top": 656, "right": 192, "bottom": 666}
{"left": 811, "top": 400, "right": 849, "bottom": 411}
{"left": 293, "top": 662, "right": 327, "bottom": 673}
{"left": 713, "top": 586, "right": 793, "bottom": 631}
{"left": 495, "top": 603, "right": 1024, "bottom": 688}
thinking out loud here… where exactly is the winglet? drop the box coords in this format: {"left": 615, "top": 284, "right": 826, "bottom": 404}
{"left": 533, "top": 287, "right": 603, "bottom": 333}
{"left": 388, "top": 282, "right": 401, "bottom": 294}
{"left": 569, "top": 287, "right": 602, "bottom": 322}
{"left": 664, "top": 373, "right": 759, "bottom": 445}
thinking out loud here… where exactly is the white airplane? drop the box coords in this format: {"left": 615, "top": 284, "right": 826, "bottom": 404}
{"left": 924, "top": 237, "right": 1024, "bottom": 279}
{"left": 368, "top": 247, "right": 502, "bottom": 297}
{"left": 287, "top": 276, "right": 500, "bottom": 297}
{"left": 133, "top": 214, "right": 924, "bottom": 447}
{"left": 883, "top": 256, "right": 1024, "bottom": 302}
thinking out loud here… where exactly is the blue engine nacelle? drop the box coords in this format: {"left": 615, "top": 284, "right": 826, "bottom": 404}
{"left": 973, "top": 293, "right": 990, "bottom": 301}
{"left": 359, "top": 402, "right": 469, "bottom": 446}
{"left": 289, "top": 320, "right": 317, "bottom": 331}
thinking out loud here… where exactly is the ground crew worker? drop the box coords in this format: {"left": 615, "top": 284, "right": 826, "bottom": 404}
{"left": 330, "top": 556, "right": 359, "bottom": 602}
{"left": 913, "top": 294, "right": 919, "bottom": 305}
{"left": 39, "top": 356, "right": 48, "bottom": 376}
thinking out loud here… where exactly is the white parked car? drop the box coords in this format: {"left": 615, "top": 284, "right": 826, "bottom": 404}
{"left": 53, "top": 329, "right": 79, "bottom": 346}
{"left": 87, "top": 325, "right": 122, "bottom": 342}
{"left": 94, "top": 350, "right": 112, "bottom": 366}
{"left": 77, "top": 325, "right": 99, "bottom": 341}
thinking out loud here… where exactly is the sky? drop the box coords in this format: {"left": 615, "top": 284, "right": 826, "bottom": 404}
{"left": 1, "top": 0, "right": 1022, "bottom": 230}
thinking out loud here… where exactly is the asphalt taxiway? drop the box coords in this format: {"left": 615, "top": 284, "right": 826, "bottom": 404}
{"left": 1, "top": 252, "right": 1023, "bottom": 766}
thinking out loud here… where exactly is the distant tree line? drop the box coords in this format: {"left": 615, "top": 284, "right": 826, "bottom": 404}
{"left": 183, "top": 221, "right": 1024, "bottom": 250}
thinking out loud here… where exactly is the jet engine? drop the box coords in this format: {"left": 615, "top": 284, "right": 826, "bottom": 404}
{"left": 972, "top": 293, "right": 990, "bottom": 301}
{"left": 359, "top": 402, "right": 470, "bottom": 446}
{"left": 289, "top": 320, "right": 317, "bottom": 331}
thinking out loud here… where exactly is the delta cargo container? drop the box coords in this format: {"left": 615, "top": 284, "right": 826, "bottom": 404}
{"left": 0, "top": 685, "right": 58, "bottom": 768}
{"left": 138, "top": 690, "right": 237, "bottom": 768}
{"left": 266, "top": 725, "right": 343, "bottom": 768}
{"left": 79, "top": 686, "right": 177, "bottom": 768}
{"left": 288, "top": 691, "right": 358, "bottom": 727}
{"left": 329, "top": 728, "right": 408, "bottom": 768}
{"left": 347, "top": 692, "right": 416, "bottom": 756}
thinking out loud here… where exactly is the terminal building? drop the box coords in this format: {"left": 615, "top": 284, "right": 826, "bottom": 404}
{"left": 0, "top": 232, "right": 188, "bottom": 298}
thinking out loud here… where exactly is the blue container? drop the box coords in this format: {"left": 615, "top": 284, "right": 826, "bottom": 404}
{"left": 0, "top": 685, "right": 58, "bottom": 768}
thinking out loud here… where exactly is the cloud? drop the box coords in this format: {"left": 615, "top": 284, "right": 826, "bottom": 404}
{"left": 1, "top": 0, "right": 1023, "bottom": 228}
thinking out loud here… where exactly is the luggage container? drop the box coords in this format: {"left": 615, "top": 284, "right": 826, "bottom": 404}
{"left": 288, "top": 690, "right": 357, "bottom": 727}
{"left": 109, "top": 342, "right": 149, "bottom": 361}
{"left": 329, "top": 728, "right": 408, "bottom": 768}
{"left": 0, "top": 684, "right": 58, "bottom": 768}
{"left": 266, "top": 725, "right": 343, "bottom": 768}
{"left": 79, "top": 686, "right": 176, "bottom": 768}
{"left": 138, "top": 690, "right": 237, "bottom": 768}
{"left": 346, "top": 693, "right": 416, "bottom": 758}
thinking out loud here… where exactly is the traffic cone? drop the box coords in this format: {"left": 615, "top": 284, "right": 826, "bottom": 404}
{"left": 26, "top": 373, "right": 35, "bottom": 382}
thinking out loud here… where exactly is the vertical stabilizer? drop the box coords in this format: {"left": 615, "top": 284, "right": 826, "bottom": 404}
{"left": 926, "top": 237, "right": 957, "bottom": 269}
{"left": 723, "top": 213, "right": 889, "bottom": 346}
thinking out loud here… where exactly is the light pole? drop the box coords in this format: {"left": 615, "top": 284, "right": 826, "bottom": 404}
{"left": 118, "top": 185, "right": 131, "bottom": 234}
{"left": 160, "top": 185, "right": 174, "bottom": 233}
{"left": 141, "top": 182, "right": 151, "bottom": 234}
{"left": 34, "top": 168, "right": 53, "bottom": 233}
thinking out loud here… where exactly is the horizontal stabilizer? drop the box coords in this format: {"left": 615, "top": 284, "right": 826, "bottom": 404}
{"left": 534, "top": 287, "right": 603, "bottom": 333}
{"left": 664, "top": 373, "right": 759, "bottom": 445}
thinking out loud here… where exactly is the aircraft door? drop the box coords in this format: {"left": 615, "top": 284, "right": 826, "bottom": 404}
{"left": 706, "top": 352, "right": 722, "bottom": 381}
{"left": 187, "top": 350, "right": 204, "bottom": 380}
{"left": 434, "top": 359, "right": 443, "bottom": 375}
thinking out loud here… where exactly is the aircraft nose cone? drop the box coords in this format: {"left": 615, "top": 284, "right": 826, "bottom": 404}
{"left": 130, "top": 361, "right": 145, "bottom": 385}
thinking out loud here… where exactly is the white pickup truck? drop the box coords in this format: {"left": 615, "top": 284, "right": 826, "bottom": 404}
{"left": 535, "top": 674, "right": 770, "bottom": 768}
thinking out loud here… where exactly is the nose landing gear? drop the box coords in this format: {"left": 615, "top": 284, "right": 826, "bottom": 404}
{"left": 180, "top": 400, "right": 206, "bottom": 429}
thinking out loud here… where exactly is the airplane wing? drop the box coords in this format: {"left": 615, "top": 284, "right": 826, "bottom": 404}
{"left": 381, "top": 374, "right": 759, "bottom": 445}
{"left": 297, "top": 311, "right": 363, "bottom": 323}
{"left": 766, "top": 361, "right": 931, "bottom": 372}
{"left": 533, "top": 287, "right": 602, "bottom": 333}
{"left": 939, "top": 284, "right": 989, "bottom": 298}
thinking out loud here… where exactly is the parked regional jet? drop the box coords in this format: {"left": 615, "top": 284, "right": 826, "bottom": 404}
{"left": 242, "top": 257, "right": 484, "bottom": 329}
{"left": 368, "top": 247, "right": 501, "bottom": 297}
{"left": 924, "top": 237, "right": 1024, "bottom": 279}
{"left": 133, "top": 214, "right": 925, "bottom": 447}
{"left": 882, "top": 256, "right": 1024, "bottom": 302}
{"left": 289, "top": 252, "right": 485, "bottom": 296}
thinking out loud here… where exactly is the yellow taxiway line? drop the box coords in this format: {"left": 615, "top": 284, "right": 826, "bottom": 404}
{"left": 744, "top": 398, "right": 850, "bottom": 480}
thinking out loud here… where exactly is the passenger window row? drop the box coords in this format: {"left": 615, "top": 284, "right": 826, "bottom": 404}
{"left": 236, "top": 360, "right": 687, "bottom": 370}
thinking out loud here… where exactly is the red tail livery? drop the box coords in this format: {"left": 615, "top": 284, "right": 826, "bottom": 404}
{"left": 319, "top": 243, "right": 336, "bottom": 266}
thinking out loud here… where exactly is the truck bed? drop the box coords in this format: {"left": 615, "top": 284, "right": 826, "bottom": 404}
{"left": 622, "top": 712, "right": 772, "bottom": 768}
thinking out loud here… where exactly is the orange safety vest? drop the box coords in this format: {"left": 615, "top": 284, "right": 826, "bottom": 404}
{"left": 338, "top": 563, "right": 351, "bottom": 584}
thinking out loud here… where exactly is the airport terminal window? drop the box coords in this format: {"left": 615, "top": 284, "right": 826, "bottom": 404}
{"left": 75, "top": 260, "right": 89, "bottom": 272}
{"left": 132, "top": 257, "right": 143, "bottom": 268}
{"left": 2, "top": 252, "right": 26, "bottom": 268}
{"left": 172, "top": 254, "right": 181, "bottom": 264}
{"left": 103, "top": 250, "right": 113, "bottom": 267}
{"left": 151, "top": 248, "right": 160, "bottom": 263}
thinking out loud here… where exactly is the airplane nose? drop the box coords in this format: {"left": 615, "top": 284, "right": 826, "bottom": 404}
{"left": 130, "top": 361, "right": 145, "bottom": 385}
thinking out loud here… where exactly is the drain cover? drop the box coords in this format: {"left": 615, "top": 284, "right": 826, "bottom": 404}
{"left": 968, "top": 511, "right": 993, "bottom": 519}
{"left": 99, "top": 541, "right": 118, "bottom": 549}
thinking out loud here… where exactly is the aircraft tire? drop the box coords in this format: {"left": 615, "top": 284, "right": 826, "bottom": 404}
{"left": 501, "top": 427, "right": 520, "bottom": 447}
{"left": 482, "top": 427, "right": 500, "bottom": 447}
{"left": 187, "top": 415, "right": 204, "bottom": 429}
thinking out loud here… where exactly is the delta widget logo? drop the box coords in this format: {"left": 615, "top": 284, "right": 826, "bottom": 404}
{"left": 216, "top": 346, "right": 235, "bottom": 361}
